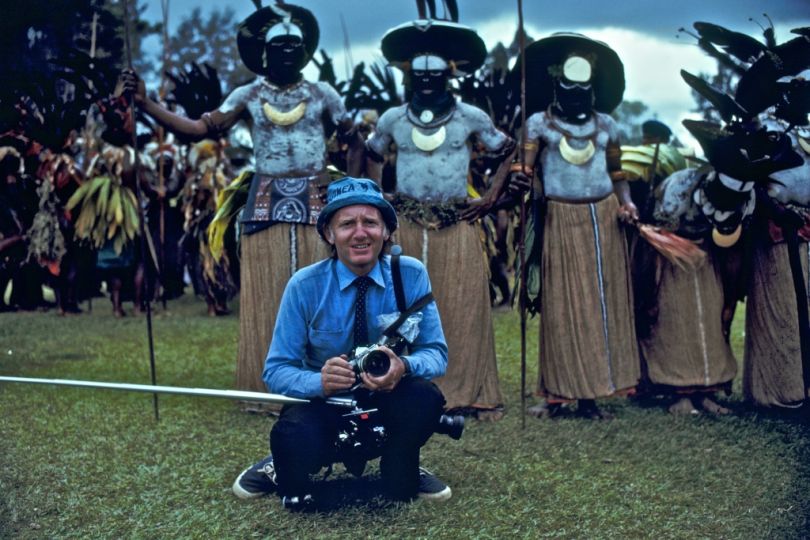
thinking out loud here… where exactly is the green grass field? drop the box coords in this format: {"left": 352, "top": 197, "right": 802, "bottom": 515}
{"left": 1, "top": 294, "right": 809, "bottom": 539}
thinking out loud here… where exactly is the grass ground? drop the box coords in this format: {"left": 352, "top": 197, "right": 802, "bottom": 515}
{"left": 1, "top": 294, "right": 809, "bottom": 539}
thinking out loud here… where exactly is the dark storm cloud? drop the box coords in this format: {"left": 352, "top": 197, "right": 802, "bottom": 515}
{"left": 148, "top": 0, "right": 809, "bottom": 52}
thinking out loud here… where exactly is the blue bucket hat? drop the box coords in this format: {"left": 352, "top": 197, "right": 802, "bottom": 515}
{"left": 316, "top": 177, "right": 398, "bottom": 238}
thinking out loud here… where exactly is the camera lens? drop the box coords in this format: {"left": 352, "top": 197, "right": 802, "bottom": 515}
{"left": 435, "top": 414, "right": 464, "bottom": 440}
{"left": 362, "top": 350, "right": 390, "bottom": 377}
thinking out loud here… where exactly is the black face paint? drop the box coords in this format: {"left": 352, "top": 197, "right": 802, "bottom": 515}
{"left": 553, "top": 78, "right": 594, "bottom": 123}
{"left": 411, "top": 69, "right": 450, "bottom": 101}
{"left": 409, "top": 69, "right": 454, "bottom": 120}
{"left": 264, "top": 35, "right": 306, "bottom": 84}
{"left": 712, "top": 127, "right": 802, "bottom": 181}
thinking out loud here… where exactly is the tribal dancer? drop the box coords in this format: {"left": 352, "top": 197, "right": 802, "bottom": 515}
{"left": 180, "top": 140, "right": 236, "bottom": 317}
{"left": 636, "top": 122, "right": 763, "bottom": 415}
{"left": 366, "top": 17, "right": 514, "bottom": 418}
{"left": 679, "top": 21, "right": 810, "bottom": 411}
{"left": 514, "top": 34, "right": 639, "bottom": 419}
{"left": 745, "top": 118, "right": 810, "bottom": 409}
{"left": 118, "top": 4, "right": 361, "bottom": 394}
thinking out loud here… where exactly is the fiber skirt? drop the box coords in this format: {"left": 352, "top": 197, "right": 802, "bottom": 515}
{"left": 744, "top": 241, "right": 809, "bottom": 408}
{"left": 395, "top": 219, "right": 503, "bottom": 411}
{"left": 639, "top": 249, "right": 737, "bottom": 390}
{"left": 538, "top": 196, "right": 639, "bottom": 400}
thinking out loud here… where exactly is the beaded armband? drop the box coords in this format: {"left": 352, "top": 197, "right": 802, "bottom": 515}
{"left": 606, "top": 143, "right": 623, "bottom": 181}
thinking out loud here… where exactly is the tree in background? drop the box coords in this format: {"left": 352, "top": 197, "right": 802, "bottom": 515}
{"left": 612, "top": 99, "right": 651, "bottom": 145}
{"left": 0, "top": 0, "right": 158, "bottom": 143}
{"left": 167, "top": 7, "right": 252, "bottom": 94}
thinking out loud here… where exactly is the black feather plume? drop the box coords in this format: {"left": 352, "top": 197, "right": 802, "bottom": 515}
{"left": 681, "top": 70, "right": 749, "bottom": 122}
{"left": 694, "top": 21, "right": 766, "bottom": 64}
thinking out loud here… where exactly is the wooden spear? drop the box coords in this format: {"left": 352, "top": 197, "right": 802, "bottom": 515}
{"left": 123, "top": 0, "right": 160, "bottom": 421}
{"left": 516, "top": 0, "right": 529, "bottom": 430}
{"left": 157, "top": 0, "right": 170, "bottom": 311}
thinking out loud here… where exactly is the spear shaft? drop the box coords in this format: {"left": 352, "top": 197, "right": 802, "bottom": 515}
{"left": 517, "top": 0, "right": 528, "bottom": 431}
{"left": 158, "top": 0, "right": 171, "bottom": 310}
{"left": 123, "top": 0, "right": 160, "bottom": 421}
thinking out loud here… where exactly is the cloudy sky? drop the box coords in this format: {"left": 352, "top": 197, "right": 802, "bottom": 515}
{"left": 141, "top": 0, "right": 810, "bottom": 147}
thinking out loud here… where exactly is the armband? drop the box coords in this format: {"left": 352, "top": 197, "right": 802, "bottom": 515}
{"left": 606, "top": 143, "right": 622, "bottom": 175}
{"left": 609, "top": 170, "right": 627, "bottom": 182}
{"left": 522, "top": 141, "right": 539, "bottom": 151}
{"left": 201, "top": 112, "right": 219, "bottom": 136}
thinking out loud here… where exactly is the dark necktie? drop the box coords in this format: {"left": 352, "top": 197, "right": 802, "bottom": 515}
{"left": 353, "top": 276, "right": 372, "bottom": 348}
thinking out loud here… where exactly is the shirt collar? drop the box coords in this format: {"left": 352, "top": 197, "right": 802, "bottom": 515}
{"left": 336, "top": 258, "right": 386, "bottom": 291}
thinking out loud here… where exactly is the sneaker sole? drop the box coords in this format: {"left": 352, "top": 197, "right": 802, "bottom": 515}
{"left": 418, "top": 485, "right": 452, "bottom": 501}
{"left": 232, "top": 469, "right": 270, "bottom": 500}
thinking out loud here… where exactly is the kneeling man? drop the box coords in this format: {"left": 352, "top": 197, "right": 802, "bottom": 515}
{"left": 233, "top": 177, "right": 451, "bottom": 508}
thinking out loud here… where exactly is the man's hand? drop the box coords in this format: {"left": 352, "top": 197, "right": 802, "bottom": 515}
{"left": 321, "top": 355, "right": 356, "bottom": 396}
{"left": 508, "top": 171, "right": 533, "bottom": 195}
{"left": 114, "top": 69, "right": 146, "bottom": 105}
{"left": 360, "top": 346, "right": 406, "bottom": 392}
{"left": 617, "top": 201, "right": 639, "bottom": 224}
{"left": 459, "top": 197, "right": 492, "bottom": 222}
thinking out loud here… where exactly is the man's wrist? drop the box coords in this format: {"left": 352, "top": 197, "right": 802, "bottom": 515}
{"left": 401, "top": 357, "right": 412, "bottom": 376}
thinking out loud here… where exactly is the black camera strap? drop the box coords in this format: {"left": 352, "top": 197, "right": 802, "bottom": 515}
{"left": 390, "top": 246, "right": 408, "bottom": 313}
{"left": 385, "top": 247, "right": 434, "bottom": 338}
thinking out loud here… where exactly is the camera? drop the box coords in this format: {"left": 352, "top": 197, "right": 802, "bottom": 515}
{"left": 435, "top": 413, "right": 464, "bottom": 440}
{"left": 348, "top": 335, "right": 407, "bottom": 378}
{"left": 327, "top": 396, "right": 465, "bottom": 476}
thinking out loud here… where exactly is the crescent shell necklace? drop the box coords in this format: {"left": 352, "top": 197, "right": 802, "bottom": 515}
{"left": 412, "top": 125, "right": 447, "bottom": 152}
{"left": 263, "top": 101, "right": 307, "bottom": 126}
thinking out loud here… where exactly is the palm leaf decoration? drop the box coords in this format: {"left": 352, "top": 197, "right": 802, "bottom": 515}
{"left": 207, "top": 170, "right": 253, "bottom": 262}
{"left": 65, "top": 174, "right": 140, "bottom": 255}
{"left": 621, "top": 144, "right": 688, "bottom": 182}
{"left": 26, "top": 179, "right": 66, "bottom": 272}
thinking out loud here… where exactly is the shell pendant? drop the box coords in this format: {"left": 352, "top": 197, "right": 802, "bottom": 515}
{"left": 558, "top": 135, "right": 595, "bottom": 165}
{"left": 412, "top": 125, "right": 446, "bottom": 152}
{"left": 712, "top": 225, "right": 741, "bottom": 247}
{"left": 262, "top": 101, "right": 307, "bottom": 126}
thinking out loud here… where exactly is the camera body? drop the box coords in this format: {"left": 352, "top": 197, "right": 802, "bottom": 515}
{"left": 348, "top": 335, "right": 407, "bottom": 379}
{"left": 326, "top": 395, "right": 464, "bottom": 476}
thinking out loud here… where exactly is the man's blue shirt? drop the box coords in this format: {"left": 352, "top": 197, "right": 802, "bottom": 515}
{"left": 263, "top": 254, "right": 448, "bottom": 398}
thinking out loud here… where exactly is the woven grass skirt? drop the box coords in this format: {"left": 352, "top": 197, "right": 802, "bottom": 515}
{"left": 394, "top": 219, "right": 503, "bottom": 411}
{"left": 639, "top": 250, "right": 737, "bottom": 390}
{"left": 743, "top": 240, "right": 809, "bottom": 408}
{"left": 538, "top": 196, "right": 639, "bottom": 400}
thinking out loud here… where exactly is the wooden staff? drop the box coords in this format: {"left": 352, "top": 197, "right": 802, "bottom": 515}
{"left": 157, "top": 0, "right": 170, "bottom": 310}
{"left": 516, "top": 0, "right": 529, "bottom": 430}
{"left": 123, "top": 0, "right": 160, "bottom": 421}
